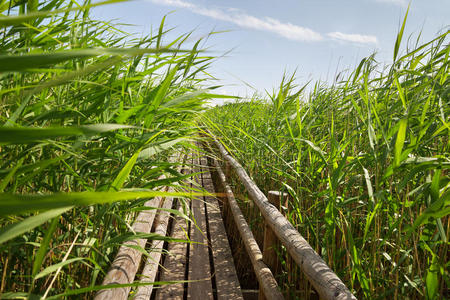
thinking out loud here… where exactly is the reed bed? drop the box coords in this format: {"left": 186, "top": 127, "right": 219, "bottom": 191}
{"left": 0, "top": 0, "right": 220, "bottom": 298}
{"left": 204, "top": 22, "right": 449, "bottom": 299}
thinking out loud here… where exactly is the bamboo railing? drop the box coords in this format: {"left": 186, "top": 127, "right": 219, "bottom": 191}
{"left": 209, "top": 135, "right": 356, "bottom": 300}
{"left": 213, "top": 159, "right": 283, "bottom": 299}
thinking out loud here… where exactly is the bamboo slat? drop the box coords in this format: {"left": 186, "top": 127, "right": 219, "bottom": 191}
{"left": 133, "top": 195, "right": 175, "bottom": 300}
{"left": 154, "top": 200, "right": 189, "bottom": 300}
{"left": 200, "top": 157, "right": 244, "bottom": 300}
{"left": 134, "top": 156, "right": 187, "bottom": 299}
{"left": 95, "top": 196, "right": 163, "bottom": 300}
{"left": 187, "top": 155, "right": 213, "bottom": 299}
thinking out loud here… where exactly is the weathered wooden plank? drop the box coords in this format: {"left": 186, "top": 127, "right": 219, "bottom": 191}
{"left": 134, "top": 154, "right": 187, "bottom": 299}
{"left": 213, "top": 159, "right": 283, "bottom": 300}
{"left": 133, "top": 196, "right": 174, "bottom": 300}
{"left": 154, "top": 152, "right": 192, "bottom": 300}
{"left": 211, "top": 137, "right": 356, "bottom": 300}
{"left": 96, "top": 154, "right": 181, "bottom": 300}
{"left": 200, "top": 157, "right": 244, "bottom": 300}
{"left": 154, "top": 199, "right": 189, "bottom": 300}
{"left": 95, "top": 195, "right": 163, "bottom": 300}
{"left": 187, "top": 155, "right": 214, "bottom": 299}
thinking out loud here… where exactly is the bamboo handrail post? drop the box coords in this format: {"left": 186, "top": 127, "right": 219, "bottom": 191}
{"left": 225, "top": 160, "right": 232, "bottom": 178}
{"left": 264, "top": 191, "right": 285, "bottom": 274}
{"left": 259, "top": 191, "right": 285, "bottom": 300}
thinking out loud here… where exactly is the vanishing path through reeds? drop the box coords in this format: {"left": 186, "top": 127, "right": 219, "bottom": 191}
{"left": 96, "top": 141, "right": 356, "bottom": 300}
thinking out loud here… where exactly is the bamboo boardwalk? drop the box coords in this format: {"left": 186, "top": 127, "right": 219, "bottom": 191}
{"left": 95, "top": 151, "right": 244, "bottom": 300}
{"left": 154, "top": 154, "right": 243, "bottom": 300}
{"left": 95, "top": 141, "right": 356, "bottom": 300}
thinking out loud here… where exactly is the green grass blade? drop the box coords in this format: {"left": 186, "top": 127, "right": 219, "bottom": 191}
{"left": 0, "top": 191, "right": 197, "bottom": 216}
{"left": 138, "top": 138, "right": 185, "bottom": 160}
{"left": 394, "top": 118, "right": 408, "bottom": 168}
{"left": 0, "top": 124, "right": 135, "bottom": 144}
{"left": 0, "top": 158, "right": 24, "bottom": 192}
{"left": 0, "top": 0, "right": 128, "bottom": 27}
{"left": 394, "top": 5, "right": 410, "bottom": 62}
{"left": 0, "top": 48, "right": 189, "bottom": 73}
{"left": 0, "top": 207, "right": 70, "bottom": 244}
{"left": 31, "top": 214, "right": 62, "bottom": 279}
{"left": 34, "top": 257, "right": 85, "bottom": 280}
{"left": 109, "top": 150, "right": 141, "bottom": 191}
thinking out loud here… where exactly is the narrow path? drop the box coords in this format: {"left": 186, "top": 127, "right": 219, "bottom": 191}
{"left": 96, "top": 150, "right": 244, "bottom": 300}
{"left": 96, "top": 142, "right": 355, "bottom": 300}
{"left": 156, "top": 152, "right": 243, "bottom": 300}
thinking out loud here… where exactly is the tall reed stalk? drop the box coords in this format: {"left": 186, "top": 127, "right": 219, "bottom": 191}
{"left": 204, "top": 24, "right": 449, "bottom": 299}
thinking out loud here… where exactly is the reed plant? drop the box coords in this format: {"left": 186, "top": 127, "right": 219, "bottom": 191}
{"left": 204, "top": 18, "right": 449, "bottom": 299}
{"left": 0, "top": 0, "right": 219, "bottom": 298}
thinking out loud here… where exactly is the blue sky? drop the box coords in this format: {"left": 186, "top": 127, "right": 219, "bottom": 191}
{"left": 92, "top": 0, "right": 449, "bottom": 99}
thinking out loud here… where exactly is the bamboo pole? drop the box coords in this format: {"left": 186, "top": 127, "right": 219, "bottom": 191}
{"left": 259, "top": 191, "right": 284, "bottom": 300}
{"left": 263, "top": 191, "right": 284, "bottom": 275}
{"left": 95, "top": 196, "right": 164, "bottom": 300}
{"left": 134, "top": 154, "right": 187, "bottom": 299}
{"left": 213, "top": 159, "right": 284, "bottom": 300}
{"left": 133, "top": 195, "right": 175, "bottom": 299}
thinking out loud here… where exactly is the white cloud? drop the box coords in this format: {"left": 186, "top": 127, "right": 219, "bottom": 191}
{"left": 149, "top": 0, "right": 379, "bottom": 46}
{"left": 149, "top": 0, "right": 323, "bottom": 42}
{"left": 327, "top": 32, "right": 378, "bottom": 45}
{"left": 374, "top": 0, "right": 408, "bottom": 7}
{"left": 152, "top": 0, "right": 194, "bottom": 9}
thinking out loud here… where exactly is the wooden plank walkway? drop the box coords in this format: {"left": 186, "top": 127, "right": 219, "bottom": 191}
{"left": 156, "top": 153, "right": 243, "bottom": 300}
{"left": 97, "top": 151, "right": 243, "bottom": 300}
{"left": 97, "top": 139, "right": 356, "bottom": 300}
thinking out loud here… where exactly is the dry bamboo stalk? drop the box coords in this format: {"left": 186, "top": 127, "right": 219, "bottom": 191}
{"left": 133, "top": 195, "right": 175, "bottom": 299}
{"left": 95, "top": 196, "right": 163, "bottom": 300}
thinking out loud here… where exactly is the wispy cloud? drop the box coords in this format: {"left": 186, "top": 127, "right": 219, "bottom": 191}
{"left": 149, "top": 0, "right": 378, "bottom": 46}
{"left": 327, "top": 32, "right": 378, "bottom": 45}
{"left": 374, "top": 0, "right": 408, "bottom": 7}
{"left": 149, "top": 0, "right": 323, "bottom": 42}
